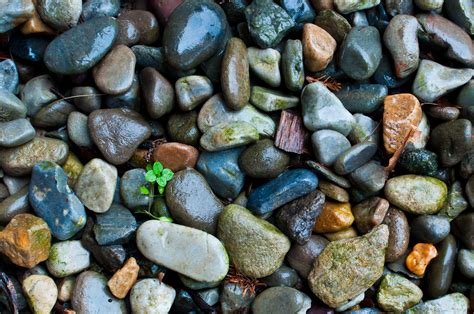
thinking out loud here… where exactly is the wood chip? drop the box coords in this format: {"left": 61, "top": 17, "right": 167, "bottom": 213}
{"left": 274, "top": 110, "right": 309, "bottom": 154}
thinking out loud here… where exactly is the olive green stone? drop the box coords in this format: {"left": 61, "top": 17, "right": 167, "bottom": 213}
{"left": 377, "top": 274, "right": 423, "bottom": 312}
{"left": 0, "top": 89, "right": 27, "bottom": 122}
{"left": 281, "top": 39, "right": 304, "bottom": 91}
{"left": 438, "top": 181, "right": 468, "bottom": 221}
{"left": 200, "top": 122, "right": 259, "bottom": 152}
{"left": 167, "top": 111, "right": 201, "bottom": 146}
{"left": 314, "top": 10, "right": 352, "bottom": 44}
{"left": 239, "top": 139, "right": 290, "bottom": 179}
{"left": 249, "top": 86, "right": 299, "bottom": 112}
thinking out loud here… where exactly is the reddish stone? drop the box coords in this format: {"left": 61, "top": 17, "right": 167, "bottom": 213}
{"left": 152, "top": 142, "right": 199, "bottom": 172}
{"left": 148, "top": 0, "right": 183, "bottom": 25}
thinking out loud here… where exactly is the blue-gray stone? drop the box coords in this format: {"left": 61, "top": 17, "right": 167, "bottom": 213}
{"left": 0, "top": 118, "right": 36, "bottom": 148}
{"left": 82, "top": 0, "right": 120, "bottom": 20}
{"left": 0, "top": 59, "right": 19, "bottom": 94}
{"left": 93, "top": 204, "right": 137, "bottom": 245}
{"left": 335, "top": 84, "right": 387, "bottom": 114}
{"left": 120, "top": 168, "right": 149, "bottom": 210}
{"left": 373, "top": 55, "right": 410, "bottom": 89}
{"left": 44, "top": 17, "right": 118, "bottom": 75}
{"left": 29, "top": 161, "right": 86, "bottom": 240}
{"left": 247, "top": 169, "right": 319, "bottom": 216}
{"left": 0, "top": 89, "right": 27, "bottom": 122}
{"left": 280, "top": 0, "right": 315, "bottom": 29}
{"left": 131, "top": 45, "right": 165, "bottom": 71}
{"left": 196, "top": 148, "right": 245, "bottom": 200}
{"left": 10, "top": 34, "right": 50, "bottom": 62}
{"left": 334, "top": 142, "right": 378, "bottom": 175}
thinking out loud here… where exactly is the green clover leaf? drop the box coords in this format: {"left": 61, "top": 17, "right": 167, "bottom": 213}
{"left": 140, "top": 186, "right": 150, "bottom": 195}
{"left": 162, "top": 168, "right": 174, "bottom": 181}
{"left": 146, "top": 164, "right": 153, "bottom": 172}
{"left": 153, "top": 162, "right": 163, "bottom": 175}
{"left": 145, "top": 170, "right": 157, "bottom": 182}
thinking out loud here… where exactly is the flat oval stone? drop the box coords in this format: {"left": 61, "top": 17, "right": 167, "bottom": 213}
{"left": 382, "top": 207, "right": 409, "bottom": 262}
{"left": 411, "top": 215, "right": 450, "bottom": 244}
{"left": 0, "top": 59, "right": 19, "bottom": 94}
{"left": 93, "top": 204, "right": 136, "bottom": 246}
{"left": 137, "top": 220, "right": 229, "bottom": 282}
{"left": 218, "top": 204, "right": 290, "bottom": 278}
{"left": 0, "top": 137, "right": 69, "bottom": 176}
{"left": 140, "top": 67, "right": 175, "bottom": 119}
{"left": 247, "top": 168, "right": 319, "bottom": 215}
{"left": 281, "top": 39, "right": 304, "bottom": 91}
{"left": 93, "top": 44, "right": 136, "bottom": 95}
{"left": 166, "top": 169, "right": 224, "bottom": 234}
{"left": 334, "top": 142, "right": 378, "bottom": 175}
{"left": 239, "top": 139, "right": 290, "bottom": 179}
{"left": 302, "top": 23, "right": 337, "bottom": 72}
{"left": 261, "top": 265, "right": 298, "bottom": 288}
{"left": 0, "top": 186, "right": 29, "bottom": 224}
{"left": 152, "top": 142, "right": 199, "bottom": 172}
{"left": 44, "top": 17, "right": 118, "bottom": 75}
{"left": 335, "top": 84, "right": 387, "bottom": 114}
{"left": 175, "top": 75, "right": 213, "bottom": 111}
{"left": 404, "top": 293, "right": 469, "bottom": 314}
{"left": 318, "top": 180, "right": 349, "bottom": 202}
{"left": 457, "top": 249, "right": 474, "bottom": 279}
{"left": 37, "top": 0, "right": 81, "bottom": 31}
{"left": 130, "top": 279, "right": 176, "bottom": 313}
{"left": 196, "top": 148, "right": 245, "bottom": 199}
{"left": 398, "top": 148, "right": 438, "bottom": 175}
{"left": 105, "top": 74, "right": 141, "bottom": 111}
{"left": 0, "top": 0, "right": 34, "bottom": 33}
{"left": 46, "top": 240, "right": 90, "bottom": 278}
{"left": 71, "top": 271, "right": 126, "bottom": 313}
{"left": 88, "top": 108, "right": 151, "bottom": 165}
{"left": 311, "top": 130, "right": 351, "bottom": 166}
{"left": 200, "top": 122, "right": 259, "bottom": 152}
{"left": 163, "top": 0, "right": 228, "bottom": 71}
{"left": 0, "top": 119, "right": 35, "bottom": 148}
{"left": 30, "top": 99, "right": 75, "bottom": 129}
{"left": 250, "top": 86, "right": 299, "bottom": 112}
{"left": 306, "top": 160, "right": 351, "bottom": 189}
{"left": 349, "top": 161, "right": 386, "bottom": 193}
{"left": 384, "top": 175, "right": 447, "bottom": 215}
{"left": 248, "top": 47, "right": 281, "bottom": 87}
{"left": 252, "top": 287, "right": 311, "bottom": 314}
{"left": 430, "top": 119, "right": 472, "bottom": 167}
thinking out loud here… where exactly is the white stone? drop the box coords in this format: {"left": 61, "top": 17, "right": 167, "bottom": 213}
{"left": 46, "top": 240, "right": 90, "bottom": 278}
{"left": 22, "top": 274, "right": 58, "bottom": 314}
{"left": 130, "top": 279, "right": 176, "bottom": 314}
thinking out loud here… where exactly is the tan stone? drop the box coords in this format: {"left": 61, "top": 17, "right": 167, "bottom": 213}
{"left": 0, "top": 214, "right": 51, "bottom": 268}
{"left": 20, "top": 1, "right": 55, "bottom": 35}
{"left": 303, "top": 23, "right": 337, "bottom": 72}
{"left": 383, "top": 94, "right": 422, "bottom": 154}
{"left": 318, "top": 180, "right": 349, "bottom": 202}
{"left": 107, "top": 257, "right": 140, "bottom": 299}
{"left": 324, "top": 227, "right": 358, "bottom": 241}
{"left": 313, "top": 201, "right": 354, "bottom": 233}
{"left": 153, "top": 142, "right": 199, "bottom": 172}
{"left": 62, "top": 153, "right": 83, "bottom": 187}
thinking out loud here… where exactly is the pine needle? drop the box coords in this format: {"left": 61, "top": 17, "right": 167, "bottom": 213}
{"left": 306, "top": 75, "right": 342, "bottom": 92}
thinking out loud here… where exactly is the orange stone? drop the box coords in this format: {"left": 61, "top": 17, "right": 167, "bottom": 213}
{"left": 405, "top": 243, "right": 438, "bottom": 276}
{"left": 302, "top": 23, "right": 337, "bottom": 72}
{"left": 313, "top": 201, "right": 354, "bottom": 233}
{"left": 107, "top": 257, "right": 140, "bottom": 299}
{"left": 383, "top": 94, "right": 422, "bottom": 154}
{"left": 152, "top": 142, "right": 199, "bottom": 172}
{"left": 0, "top": 214, "right": 51, "bottom": 268}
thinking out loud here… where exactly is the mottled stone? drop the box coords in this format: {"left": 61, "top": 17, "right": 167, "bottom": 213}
{"left": 405, "top": 293, "right": 469, "bottom": 313}
{"left": 248, "top": 47, "right": 281, "bottom": 87}
{"left": 445, "top": 0, "right": 474, "bottom": 35}
{"left": 438, "top": 181, "right": 468, "bottom": 220}
{"left": 430, "top": 119, "right": 472, "bottom": 167}
{"left": 0, "top": 59, "right": 19, "bottom": 94}
{"left": 175, "top": 75, "right": 213, "bottom": 111}
{"left": 93, "top": 204, "right": 137, "bottom": 245}
{"left": 281, "top": 39, "right": 304, "bottom": 91}
{"left": 130, "top": 279, "right": 175, "bottom": 313}
{"left": 313, "top": 201, "right": 354, "bottom": 233}
{"left": 46, "top": 240, "right": 90, "bottom": 278}
{"left": 252, "top": 287, "right": 311, "bottom": 314}
{"left": 250, "top": 86, "right": 299, "bottom": 112}
{"left": 0, "top": 119, "right": 35, "bottom": 148}
{"left": 108, "top": 257, "right": 139, "bottom": 299}
{"left": 220, "top": 283, "right": 255, "bottom": 314}
{"left": 22, "top": 275, "right": 57, "bottom": 314}
{"left": 377, "top": 274, "right": 423, "bottom": 312}
{"left": 200, "top": 122, "right": 259, "bottom": 152}
{"left": 314, "top": 10, "right": 351, "bottom": 44}
{"left": 383, "top": 207, "right": 410, "bottom": 262}
{"left": 335, "top": 83, "right": 387, "bottom": 114}
{"left": 82, "top": 0, "right": 120, "bottom": 20}
{"left": 334, "top": 0, "right": 380, "bottom": 13}
{"left": 353, "top": 197, "right": 389, "bottom": 234}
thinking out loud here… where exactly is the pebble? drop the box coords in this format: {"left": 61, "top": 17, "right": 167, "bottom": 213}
{"left": 67, "top": 111, "right": 92, "bottom": 148}
{"left": 325, "top": 226, "right": 358, "bottom": 241}
{"left": 0, "top": 59, "right": 19, "bottom": 94}
{"left": 339, "top": 26, "right": 382, "bottom": 80}
{"left": 411, "top": 215, "right": 450, "bottom": 244}
{"left": 457, "top": 249, "right": 474, "bottom": 279}
{"left": 176, "top": 75, "right": 213, "bottom": 111}
{"left": 74, "top": 158, "right": 117, "bottom": 213}
{"left": 120, "top": 168, "right": 149, "bottom": 210}
{"left": 130, "top": 279, "right": 176, "bottom": 313}
{"left": 37, "top": 0, "right": 81, "bottom": 31}
{"left": 57, "top": 276, "right": 75, "bottom": 302}
{"left": 377, "top": 274, "right": 423, "bottom": 312}
{"left": 406, "top": 243, "right": 438, "bottom": 277}
{"left": 250, "top": 86, "right": 299, "bottom": 112}
{"left": 0, "top": 0, "right": 34, "bottom": 33}
{"left": 276, "top": 190, "right": 325, "bottom": 244}
{"left": 349, "top": 161, "right": 386, "bottom": 193}
{"left": 20, "top": 74, "right": 56, "bottom": 117}
{"left": 148, "top": 0, "right": 182, "bottom": 24}
{"left": 71, "top": 271, "right": 126, "bottom": 314}
{"left": 247, "top": 169, "right": 318, "bottom": 215}
{"left": 93, "top": 204, "right": 137, "bottom": 245}
{"left": 334, "top": 0, "right": 380, "bottom": 14}
{"left": 0, "top": 90, "right": 26, "bottom": 122}
{"left": 22, "top": 275, "right": 57, "bottom": 314}
{"left": 153, "top": 142, "right": 199, "bottom": 172}
{"left": 105, "top": 74, "right": 141, "bottom": 111}
{"left": 220, "top": 283, "right": 255, "bottom": 314}
{"left": 398, "top": 148, "right": 438, "bottom": 175}
{"left": 306, "top": 160, "right": 351, "bottom": 189}
{"left": 301, "top": 82, "right": 355, "bottom": 136}
{"left": 314, "top": 9, "right": 352, "bottom": 44}
{"left": 137, "top": 220, "right": 229, "bottom": 282}
{"left": 88, "top": 108, "right": 151, "bottom": 165}
{"left": 0, "top": 186, "right": 29, "bottom": 224}
{"left": 248, "top": 47, "right": 281, "bottom": 87}
{"left": 2, "top": 175, "right": 28, "bottom": 195}
{"left": 239, "top": 139, "right": 290, "bottom": 178}
{"left": 252, "top": 287, "right": 311, "bottom": 314}
{"left": 0, "top": 119, "right": 35, "bottom": 148}
{"left": 198, "top": 288, "right": 219, "bottom": 306}
{"left": 196, "top": 147, "right": 245, "bottom": 199}
{"left": 427, "top": 105, "right": 460, "bottom": 121}
{"left": 353, "top": 197, "right": 389, "bottom": 234}
{"left": 29, "top": 161, "right": 86, "bottom": 240}
{"left": 383, "top": 207, "right": 410, "bottom": 263}
{"left": 312, "top": 130, "right": 351, "bottom": 166}
{"left": 430, "top": 119, "right": 472, "bottom": 167}
{"left": 46, "top": 240, "right": 90, "bottom": 278}
{"left": 167, "top": 111, "right": 201, "bottom": 146}
{"left": 71, "top": 86, "right": 102, "bottom": 113}
{"left": 261, "top": 265, "right": 299, "bottom": 287}
{"left": 82, "top": 0, "right": 120, "bottom": 20}
{"left": 217, "top": 204, "right": 290, "bottom": 278}
{"left": 445, "top": 0, "right": 474, "bottom": 35}
{"left": 308, "top": 225, "right": 389, "bottom": 308}
{"left": 281, "top": 39, "right": 304, "bottom": 91}
{"left": 287, "top": 235, "right": 328, "bottom": 277}
{"left": 31, "top": 99, "right": 75, "bottom": 129}
{"left": 280, "top": 0, "right": 315, "bottom": 28}
{"left": 404, "top": 293, "right": 469, "bottom": 313}
{"left": 452, "top": 213, "right": 474, "bottom": 249}
{"left": 166, "top": 168, "right": 224, "bottom": 233}
{"left": 140, "top": 67, "right": 175, "bottom": 119}
{"left": 302, "top": 23, "right": 337, "bottom": 72}
{"left": 44, "top": 17, "right": 118, "bottom": 75}
{"left": 439, "top": 181, "right": 468, "bottom": 220}
{"left": 318, "top": 180, "right": 349, "bottom": 202}
{"left": 334, "top": 142, "right": 378, "bottom": 175}
{"left": 115, "top": 19, "right": 140, "bottom": 46}
{"left": 107, "top": 257, "right": 139, "bottom": 299}
{"left": 335, "top": 83, "right": 387, "bottom": 114}
{"left": 117, "top": 10, "right": 159, "bottom": 45}
{"left": 200, "top": 122, "right": 259, "bottom": 152}
{"left": 313, "top": 201, "right": 354, "bottom": 233}
{"left": 0, "top": 214, "right": 51, "bottom": 268}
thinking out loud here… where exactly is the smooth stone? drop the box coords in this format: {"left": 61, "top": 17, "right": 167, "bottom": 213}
{"left": 415, "top": 0, "right": 443, "bottom": 10}
{"left": 312, "top": 129, "right": 352, "bottom": 168}
{"left": 308, "top": 225, "right": 389, "bottom": 308}
{"left": 438, "top": 181, "right": 468, "bottom": 220}
{"left": 313, "top": 201, "right": 354, "bottom": 233}
{"left": 117, "top": 10, "right": 159, "bottom": 45}
{"left": 427, "top": 106, "right": 460, "bottom": 121}
{"left": 314, "top": 9, "right": 352, "bottom": 44}
{"left": 353, "top": 197, "right": 389, "bottom": 234}
{"left": 20, "top": 74, "right": 56, "bottom": 117}
{"left": 335, "top": 83, "right": 387, "bottom": 114}
{"left": 137, "top": 220, "right": 229, "bottom": 282}
{"left": 67, "top": 111, "right": 93, "bottom": 147}
{"left": 29, "top": 161, "right": 86, "bottom": 240}
{"left": 198, "top": 288, "right": 219, "bottom": 306}
{"left": 10, "top": 33, "right": 50, "bottom": 62}
{"left": 200, "top": 122, "right": 259, "bottom": 152}
{"left": 178, "top": 275, "right": 220, "bottom": 291}
{"left": 199, "top": 25, "right": 232, "bottom": 83}
{"left": 349, "top": 161, "right": 386, "bottom": 193}
{"left": 72, "top": 271, "right": 126, "bottom": 314}
{"left": 334, "top": 0, "right": 380, "bottom": 13}
{"left": 0, "top": 60, "right": 19, "bottom": 94}
{"left": 301, "top": 82, "right": 355, "bottom": 136}
{"left": 152, "top": 142, "right": 198, "bottom": 172}
{"left": 131, "top": 45, "right": 164, "bottom": 69}
{"left": 130, "top": 279, "right": 176, "bottom": 314}
{"left": 377, "top": 274, "right": 423, "bottom": 312}
{"left": 148, "top": 0, "right": 182, "bottom": 24}
{"left": 405, "top": 293, "right": 469, "bottom": 313}
{"left": 383, "top": 15, "right": 420, "bottom": 78}
{"left": 239, "top": 139, "right": 290, "bottom": 179}
{"left": 163, "top": 0, "right": 228, "bottom": 71}
{"left": 411, "top": 215, "right": 450, "bottom": 245}
{"left": 37, "top": 0, "right": 81, "bottom": 31}
{"left": 458, "top": 80, "right": 474, "bottom": 122}
{"left": 0, "top": 119, "right": 35, "bottom": 148}
{"left": 115, "top": 19, "right": 140, "bottom": 46}
{"left": 250, "top": 86, "right": 299, "bottom": 112}
{"left": 245, "top": 0, "right": 295, "bottom": 48}
{"left": 166, "top": 169, "right": 224, "bottom": 234}
{"left": 120, "top": 168, "right": 149, "bottom": 210}
{"left": 93, "top": 45, "right": 136, "bottom": 95}
{"left": 339, "top": 26, "right": 382, "bottom": 80}
{"left": 0, "top": 137, "right": 68, "bottom": 176}
{"left": 0, "top": 185, "right": 29, "bottom": 224}
{"left": 412, "top": 60, "right": 473, "bottom": 102}
{"left": 281, "top": 39, "right": 304, "bottom": 91}
{"left": 445, "top": 0, "right": 474, "bottom": 35}
{"left": 287, "top": 235, "right": 329, "bottom": 277}
{"left": 382, "top": 207, "right": 410, "bottom": 263}
{"left": 302, "top": 23, "right": 336, "bottom": 72}
{"left": 424, "top": 234, "right": 457, "bottom": 298}
{"left": 46, "top": 240, "right": 90, "bottom": 278}
{"left": 334, "top": 142, "right": 377, "bottom": 175}
{"left": 0, "top": 0, "right": 34, "bottom": 33}
{"left": 276, "top": 190, "right": 325, "bottom": 244}
{"left": 198, "top": 94, "right": 275, "bottom": 137}
{"left": 373, "top": 54, "right": 410, "bottom": 88}
{"left": 430, "top": 119, "right": 472, "bottom": 167}
{"left": 398, "top": 148, "right": 438, "bottom": 175}
{"left": 22, "top": 275, "right": 57, "bottom": 314}
{"left": 3, "top": 175, "right": 28, "bottom": 194}
{"left": 139, "top": 67, "right": 174, "bottom": 118}
{"left": 248, "top": 47, "right": 281, "bottom": 87}
{"left": 247, "top": 169, "right": 318, "bottom": 215}
{"left": 71, "top": 87, "right": 102, "bottom": 113}
{"left": 261, "top": 265, "right": 299, "bottom": 288}
{"left": 44, "top": 17, "right": 118, "bottom": 75}
{"left": 385, "top": 0, "right": 414, "bottom": 15}
{"left": 196, "top": 148, "right": 245, "bottom": 199}
{"left": 385, "top": 175, "right": 447, "bottom": 215}
{"left": 30, "top": 99, "right": 75, "bottom": 129}
{"left": 176, "top": 75, "right": 213, "bottom": 111}
{"left": 306, "top": 160, "right": 351, "bottom": 189}
{"left": 220, "top": 283, "right": 255, "bottom": 314}
{"left": 252, "top": 287, "right": 311, "bottom": 314}
{"left": 324, "top": 226, "right": 358, "bottom": 242}
{"left": 88, "top": 108, "right": 151, "bottom": 165}
{"left": 452, "top": 213, "right": 474, "bottom": 249}
{"left": 93, "top": 204, "right": 137, "bottom": 245}
{"left": 104, "top": 74, "right": 141, "bottom": 111}
{"left": 82, "top": 0, "right": 120, "bottom": 20}
{"left": 217, "top": 204, "right": 290, "bottom": 278}
{"left": 457, "top": 249, "right": 474, "bottom": 279}
{"left": 318, "top": 180, "right": 349, "bottom": 202}
{"left": 167, "top": 111, "right": 200, "bottom": 146}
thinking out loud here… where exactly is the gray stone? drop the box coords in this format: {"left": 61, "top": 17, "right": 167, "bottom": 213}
{"left": 252, "top": 287, "right": 311, "bottom": 314}
{"left": 0, "top": 89, "right": 26, "bottom": 122}
{"left": 250, "top": 86, "right": 299, "bottom": 112}
{"left": 130, "top": 279, "right": 176, "bottom": 313}
{"left": 334, "top": 142, "right": 378, "bottom": 175}
{"left": 0, "top": 185, "right": 29, "bottom": 224}
{"left": 348, "top": 114, "right": 379, "bottom": 144}
{"left": 220, "top": 283, "right": 255, "bottom": 314}
{"left": 71, "top": 87, "right": 102, "bottom": 113}
{"left": 334, "top": 0, "right": 380, "bottom": 13}
{"left": 410, "top": 215, "right": 450, "bottom": 244}
{"left": 37, "top": 0, "right": 82, "bottom": 31}
{"left": 281, "top": 39, "right": 304, "bottom": 91}
{"left": 67, "top": 111, "right": 93, "bottom": 147}
{"left": 0, "top": 59, "right": 19, "bottom": 94}
{"left": 349, "top": 161, "right": 386, "bottom": 193}
{"left": 404, "top": 293, "right": 469, "bottom": 314}
{"left": 0, "top": 119, "right": 35, "bottom": 148}
{"left": 175, "top": 75, "right": 213, "bottom": 111}
{"left": 430, "top": 119, "right": 472, "bottom": 167}
{"left": 248, "top": 47, "right": 281, "bottom": 87}
{"left": 93, "top": 204, "right": 137, "bottom": 245}
{"left": 457, "top": 249, "right": 474, "bottom": 279}
{"left": 239, "top": 139, "right": 290, "bottom": 179}
{"left": 261, "top": 265, "right": 299, "bottom": 287}
{"left": 445, "top": 0, "right": 474, "bottom": 35}
{"left": 311, "top": 129, "right": 351, "bottom": 167}
{"left": 120, "top": 168, "right": 149, "bottom": 210}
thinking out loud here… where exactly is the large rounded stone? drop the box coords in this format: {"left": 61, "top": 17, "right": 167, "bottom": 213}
{"left": 130, "top": 279, "right": 176, "bottom": 314}
{"left": 37, "top": 0, "right": 82, "bottom": 31}
{"left": 46, "top": 240, "right": 90, "bottom": 278}
{"left": 239, "top": 139, "right": 290, "bottom": 179}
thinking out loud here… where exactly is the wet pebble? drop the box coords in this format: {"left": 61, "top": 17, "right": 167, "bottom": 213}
{"left": 176, "top": 75, "right": 213, "bottom": 111}
{"left": 130, "top": 279, "right": 176, "bottom": 313}
{"left": 248, "top": 47, "right": 281, "bottom": 87}
{"left": 0, "top": 119, "right": 35, "bottom": 148}
{"left": 93, "top": 204, "right": 137, "bottom": 245}
{"left": 410, "top": 215, "right": 450, "bottom": 244}
{"left": 239, "top": 139, "right": 290, "bottom": 179}
{"left": 46, "top": 240, "right": 90, "bottom": 278}
{"left": 252, "top": 287, "right": 311, "bottom": 314}
{"left": 335, "top": 83, "right": 387, "bottom": 114}
{"left": 22, "top": 274, "right": 57, "bottom": 314}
